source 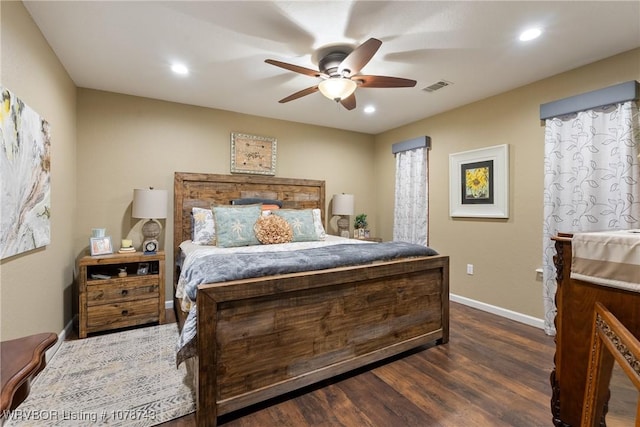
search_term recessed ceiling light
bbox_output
[519,28,542,42]
[171,63,189,75]
[364,105,375,114]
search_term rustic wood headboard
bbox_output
[173,172,326,270]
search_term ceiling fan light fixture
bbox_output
[318,78,357,101]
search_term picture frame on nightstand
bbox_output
[89,236,113,256]
[136,262,149,275]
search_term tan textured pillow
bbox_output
[254,214,293,244]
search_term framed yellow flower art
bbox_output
[449,144,509,218]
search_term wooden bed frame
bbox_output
[551,233,640,426]
[174,172,450,427]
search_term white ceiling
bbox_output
[23,1,640,135]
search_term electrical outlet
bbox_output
[466,264,474,275]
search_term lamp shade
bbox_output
[332,194,354,216]
[318,78,357,101]
[132,188,168,219]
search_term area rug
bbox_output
[4,323,195,426]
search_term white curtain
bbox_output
[542,101,640,335]
[393,147,428,245]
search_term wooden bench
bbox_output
[1,333,57,413]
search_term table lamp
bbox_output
[332,193,354,238]
[132,188,167,254]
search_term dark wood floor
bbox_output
[160,302,557,427]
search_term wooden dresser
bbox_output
[550,234,640,426]
[77,251,165,338]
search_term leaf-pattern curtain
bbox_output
[542,101,640,335]
[393,147,428,245]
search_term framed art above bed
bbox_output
[230,132,277,175]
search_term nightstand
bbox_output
[77,251,165,338]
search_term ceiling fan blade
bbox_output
[340,93,356,110]
[265,59,324,78]
[355,75,417,88]
[338,38,382,76]
[278,86,319,103]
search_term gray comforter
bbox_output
[176,241,438,365]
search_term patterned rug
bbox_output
[4,323,195,426]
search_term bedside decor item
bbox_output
[118,239,135,253]
[89,236,113,256]
[449,144,509,218]
[137,262,149,275]
[132,187,168,255]
[354,213,368,239]
[230,132,277,175]
[91,228,106,238]
[332,193,354,238]
[354,213,368,229]
[0,86,51,260]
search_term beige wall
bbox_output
[374,48,640,320]
[1,1,77,340]
[76,89,376,302]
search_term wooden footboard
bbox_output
[196,254,449,427]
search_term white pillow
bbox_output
[312,208,327,240]
[192,207,215,245]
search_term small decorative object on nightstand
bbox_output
[76,251,165,338]
[118,239,135,254]
[354,213,368,238]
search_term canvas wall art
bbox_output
[1,86,51,259]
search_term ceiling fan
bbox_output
[265,38,416,111]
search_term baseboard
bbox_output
[450,294,545,330]
[47,316,75,361]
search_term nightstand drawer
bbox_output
[87,280,159,306]
[86,299,159,331]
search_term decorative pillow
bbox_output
[254,214,293,245]
[212,204,261,248]
[261,204,281,211]
[312,208,327,240]
[192,207,216,245]
[273,209,319,242]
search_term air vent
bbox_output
[422,80,453,92]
